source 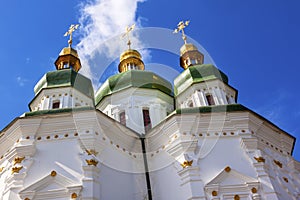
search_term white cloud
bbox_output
[76,0,147,88]
[16,76,27,87]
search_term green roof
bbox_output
[95,70,173,105]
[174,64,229,96]
[34,69,94,98]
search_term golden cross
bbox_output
[121,24,135,49]
[64,24,79,47]
[173,20,190,44]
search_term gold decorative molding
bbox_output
[251,187,257,193]
[212,190,218,196]
[86,159,98,167]
[71,193,78,198]
[13,156,25,165]
[234,195,240,200]
[224,166,231,172]
[254,156,265,163]
[0,167,4,173]
[86,149,98,156]
[50,170,57,177]
[11,166,23,174]
[24,198,30,200]
[180,160,193,168]
[273,160,283,168]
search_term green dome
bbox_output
[95,70,173,105]
[174,64,229,96]
[34,69,94,98]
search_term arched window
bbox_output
[142,109,152,132]
[206,94,215,106]
[188,100,194,108]
[119,111,126,126]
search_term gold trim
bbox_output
[13,156,25,165]
[71,193,78,198]
[224,166,231,172]
[0,167,4,173]
[50,170,57,177]
[11,166,23,174]
[212,190,218,196]
[180,160,193,168]
[86,149,98,156]
[254,156,265,163]
[251,187,257,193]
[86,159,98,166]
[273,160,283,168]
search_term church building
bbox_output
[0,22,299,200]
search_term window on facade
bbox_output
[52,101,60,109]
[119,111,126,126]
[188,100,194,108]
[126,63,137,70]
[142,109,152,132]
[226,95,230,104]
[206,94,215,106]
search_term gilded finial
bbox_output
[64,24,79,47]
[121,24,135,49]
[174,20,190,44]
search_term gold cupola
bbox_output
[118,49,145,73]
[118,24,145,73]
[54,24,81,72]
[174,20,204,69]
[179,43,204,69]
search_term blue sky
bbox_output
[0,0,299,159]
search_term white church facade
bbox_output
[0,23,299,200]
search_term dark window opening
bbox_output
[188,100,194,107]
[206,94,215,105]
[119,111,126,126]
[52,101,60,109]
[143,109,152,132]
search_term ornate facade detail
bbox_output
[254,156,265,163]
[180,160,193,168]
[11,166,23,174]
[50,170,57,177]
[13,156,25,165]
[273,159,283,168]
[86,149,98,156]
[86,159,98,166]
[224,166,231,172]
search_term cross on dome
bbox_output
[173,20,190,44]
[121,24,135,49]
[64,24,79,47]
